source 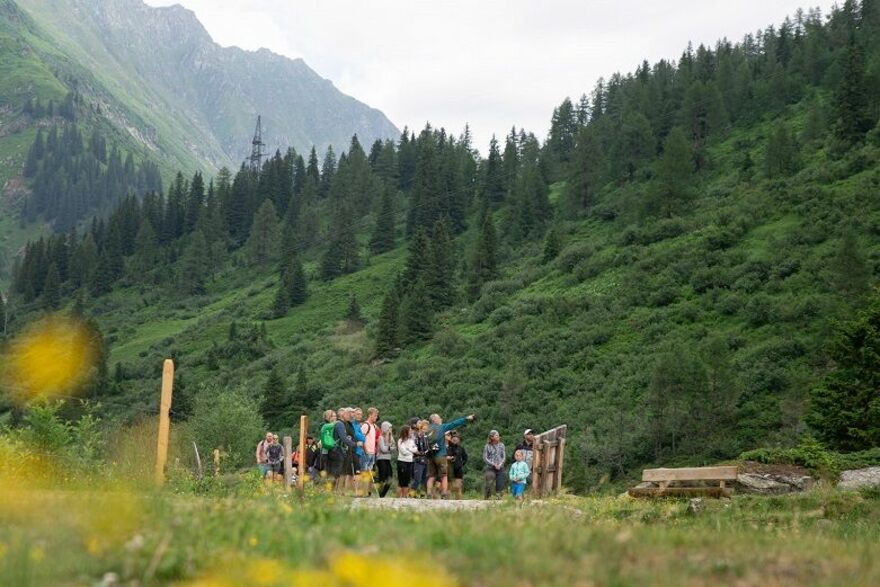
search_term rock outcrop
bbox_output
[838,467,880,490]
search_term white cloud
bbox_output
[144,0,835,152]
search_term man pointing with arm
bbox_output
[426,413,475,499]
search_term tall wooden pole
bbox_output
[154,359,174,485]
[283,436,293,488]
[297,415,308,490]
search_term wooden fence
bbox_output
[531,424,567,497]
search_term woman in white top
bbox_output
[396,425,417,497]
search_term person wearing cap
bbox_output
[516,429,536,469]
[482,430,506,499]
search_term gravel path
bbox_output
[349,498,503,511]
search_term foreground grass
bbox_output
[1,484,879,586]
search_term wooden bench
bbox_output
[628,466,738,498]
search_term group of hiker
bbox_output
[254,407,538,500]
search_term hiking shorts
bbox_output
[360,453,376,473]
[258,463,270,477]
[511,481,526,498]
[327,448,344,478]
[427,455,448,478]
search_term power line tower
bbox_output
[249,115,265,171]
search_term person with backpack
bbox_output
[426,413,475,499]
[335,407,361,493]
[483,430,506,499]
[359,407,380,495]
[320,410,342,483]
[411,420,430,498]
[255,431,273,478]
[396,425,417,497]
[266,434,284,483]
[446,430,468,499]
[376,421,396,498]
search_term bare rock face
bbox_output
[838,467,880,490]
[736,473,815,494]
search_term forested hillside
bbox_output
[0,0,397,282]
[3,2,880,491]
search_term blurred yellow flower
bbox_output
[2,314,100,402]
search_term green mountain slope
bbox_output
[3,2,880,493]
[0,0,398,281]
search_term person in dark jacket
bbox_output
[334,407,361,494]
[515,428,536,470]
[446,430,469,500]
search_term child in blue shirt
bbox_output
[509,449,530,500]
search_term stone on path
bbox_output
[838,467,880,490]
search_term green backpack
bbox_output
[320,422,337,450]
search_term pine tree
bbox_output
[261,367,292,430]
[654,127,694,217]
[131,219,159,280]
[833,230,870,299]
[179,230,209,295]
[833,33,873,146]
[369,186,396,254]
[565,126,603,217]
[245,200,280,266]
[42,263,61,310]
[467,214,498,300]
[320,205,359,280]
[400,279,433,345]
[404,227,432,287]
[289,256,308,306]
[542,227,562,264]
[808,295,880,450]
[272,267,292,318]
[481,136,505,206]
[375,288,400,357]
[427,219,455,309]
[319,146,336,199]
[764,122,800,178]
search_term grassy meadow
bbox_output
[1,472,879,587]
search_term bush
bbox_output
[554,242,595,273]
[188,386,265,470]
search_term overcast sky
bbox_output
[144,0,834,152]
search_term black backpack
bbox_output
[266,443,283,465]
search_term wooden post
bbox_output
[154,359,174,485]
[297,415,308,490]
[213,449,220,477]
[283,436,293,488]
[554,437,565,492]
[193,442,203,480]
[532,442,543,498]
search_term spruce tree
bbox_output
[289,256,308,306]
[542,227,562,264]
[261,367,291,430]
[427,219,455,309]
[375,288,400,357]
[245,200,280,266]
[272,267,292,318]
[481,136,505,206]
[131,219,159,280]
[565,126,603,217]
[833,33,873,146]
[369,186,396,254]
[404,227,432,287]
[467,214,498,300]
[764,123,800,178]
[42,263,61,310]
[808,295,880,450]
[834,230,870,299]
[654,127,694,218]
[320,205,359,280]
[400,279,433,345]
[179,230,209,295]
